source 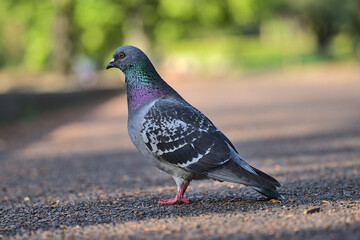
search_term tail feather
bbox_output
[253,187,285,200]
[206,159,284,200]
[251,166,281,187]
[206,160,276,190]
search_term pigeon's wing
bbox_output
[141,99,243,174]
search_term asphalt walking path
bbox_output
[0,64,359,239]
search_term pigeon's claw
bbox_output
[158,197,190,205]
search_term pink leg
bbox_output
[158,181,190,205]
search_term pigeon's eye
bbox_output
[119,52,125,59]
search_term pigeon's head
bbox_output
[106,45,150,72]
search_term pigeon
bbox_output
[106,45,284,205]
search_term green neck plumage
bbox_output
[124,61,174,112]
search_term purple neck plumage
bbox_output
[124,64,176,113]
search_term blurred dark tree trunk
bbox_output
[312,19,338,55]
[293,0,351,57]
[52,0,75,74]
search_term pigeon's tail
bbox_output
[206,159,284,200]
[252,187,285,201]
[251,166,281,187]
[250,167,284,200]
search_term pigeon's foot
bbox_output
[158,180,190,205]
[158,197,190,205]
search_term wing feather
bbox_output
[141,99,231,173]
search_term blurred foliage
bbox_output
[0,0,359,74]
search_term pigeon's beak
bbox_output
[106,58,115,69]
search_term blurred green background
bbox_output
[0,0,359,116]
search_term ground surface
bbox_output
[0,63,359,239]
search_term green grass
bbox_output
[159,30,356,73]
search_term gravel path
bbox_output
[0,64,359,239]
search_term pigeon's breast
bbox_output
[128,99,157,155]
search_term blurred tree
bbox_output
[0,0,54,70]
[0,0,126,73]
[346,0,360,58]
[53,0,75,74]
[291,0,356,55]
[72,0,123,69]
[228,0,288,35]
